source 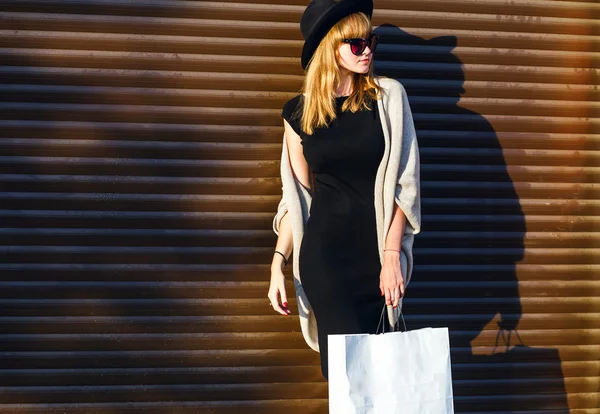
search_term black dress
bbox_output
[282,95,386,379]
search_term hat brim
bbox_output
[301,0,373,70]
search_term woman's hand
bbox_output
[268,266,291,316]
[379,250,404,308]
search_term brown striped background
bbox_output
[0,0,598,413]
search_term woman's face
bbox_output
[337,36,373,74]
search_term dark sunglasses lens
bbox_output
[350,40,366,55]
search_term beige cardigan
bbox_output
[273,77,421,352]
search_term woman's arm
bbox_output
[380,204,407,308]
[268,120,311,315]
[269,212,293,315]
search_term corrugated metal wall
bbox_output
[0,0,598,413]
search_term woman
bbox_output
[268,0,421,379]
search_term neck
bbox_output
[335,69,354,97]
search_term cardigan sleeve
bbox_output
[273,132,291,236]
[272,194,288,236]
[394,83,421,235]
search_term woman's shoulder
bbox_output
[281,94,305,136]
[282,94,304,119]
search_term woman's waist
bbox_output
[310,193,375,216]
[307,197,377,232]
[312,181,375,208]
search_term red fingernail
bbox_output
[283,302,288,307]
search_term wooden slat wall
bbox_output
[0,0,598,413]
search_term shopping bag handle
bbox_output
[492,326,525,355]
[376,304,407,334]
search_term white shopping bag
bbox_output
[328,326,454,414]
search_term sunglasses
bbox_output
[342,33,378,56]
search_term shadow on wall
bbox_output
[373,24,568,412]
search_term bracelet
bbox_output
[274,250,288,267]
[383,248,401,253]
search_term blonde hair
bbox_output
[299,12,381,135]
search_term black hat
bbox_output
[300,0,374,70]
